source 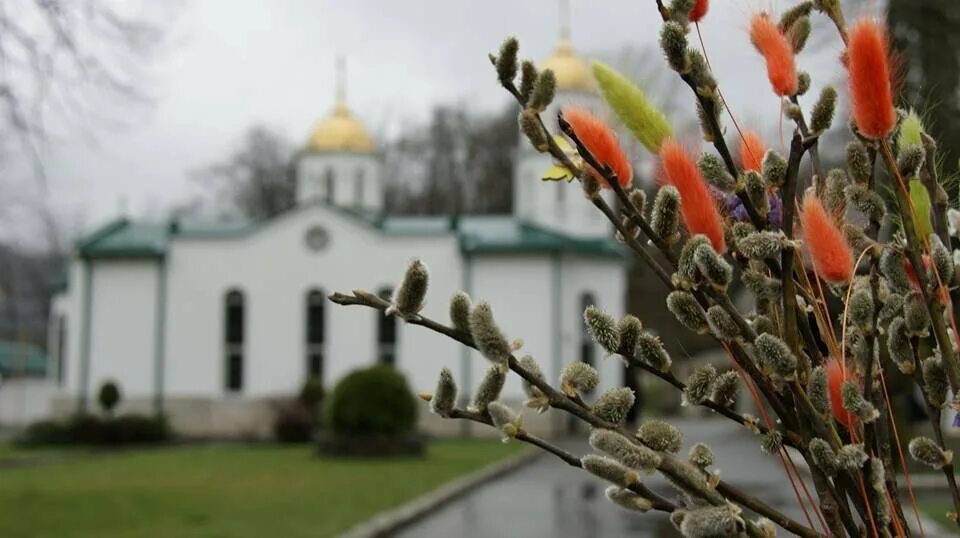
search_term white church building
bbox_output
[45,34,628,437]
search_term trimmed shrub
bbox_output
[323,365,417,436]
[273,403,314,444]
[97,381,121,414]
[18,414,169,447]
[298,377,325,409]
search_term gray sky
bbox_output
[29,0,871,241]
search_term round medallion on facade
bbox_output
[304,225,331,251]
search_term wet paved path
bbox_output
[397,419,808,538]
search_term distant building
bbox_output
[46,35,627,437]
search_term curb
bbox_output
[336,447,542,538]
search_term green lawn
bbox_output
[920,499,958,532]
[0,439,525,537]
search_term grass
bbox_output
[920,499,958,531]
[0,439,524,537]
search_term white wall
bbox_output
[87,260,160,398]
[0,379,59,426]
[296,152,382,211]
[164,204,464,400]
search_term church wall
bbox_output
[87,259,160,398]
[163,205,463,403]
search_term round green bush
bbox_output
[323,365,417,436]
[98,380,122,414]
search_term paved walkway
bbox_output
[397,418,809,538]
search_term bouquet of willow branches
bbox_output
[332,1,960,536]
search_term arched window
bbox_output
[224,289,245,392]
[324,168,335,204]
[377,287,397,365]
[305,289,325,381]
[56,315,67,385]
[355,168,365,207]
[579,292,596,393]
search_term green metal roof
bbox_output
[0,342,48,378]
[75,207,623,261]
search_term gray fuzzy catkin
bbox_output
[468,302,512,362]
[636,419,683,453]
[450,292,472,333]
[393,259,429,318]
[651,185,681,243]
[667,291,709,334]
[430,367,457,416]
[594,387,636,425]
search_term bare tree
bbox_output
[195,125,296,220]
[0,0,174,182]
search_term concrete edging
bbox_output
[336,447,542,538]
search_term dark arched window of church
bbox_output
[579,292,597,392]
[224,289,245,392]
[325,168,335,204]
[377,287,397,365]
[305,289,325,381]
[355,168,365,207]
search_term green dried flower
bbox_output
[922,355,948,407]
[637,419,683,453]
[667,291,709,334]
[469,302,512,362]
[706,305,739,340]
[617,315,643,358]
[846,141,872,184]
[694,244,733,290]
[880,249,912,294]
[674,235,711,290]
[518,60,537,105]
[560,361,599,395]
[450,291,472,333]
[904,291,930,336]
[651,185,681,244]
[887,317,914,373]
[592,61,673,153]
[391,259,429,319]
[678,506,745,538]
[688,442,715,469]
[929,233,955,283]
[605,486,652,512]
[824,169,848,214]
[581,454,641,487]
[699,153,735,191]
[761,150,787,187]
[898,109,925,150]
[494,37,519,87]
[808,366,830,416]
[737,231,784,260]
[487,401,522,440]
[684,364,717,406]
[660,21,689,72]
[636,332,672,372]
[594,387,636,425]
[837,443,868,471]
[471,362,507,413]
[760,430,783,454]
[810,86,837,134]
[755,333,797,380]
[430,367,457,417]
[589,429,661,472]
[528,69,556,112]
[584,305,620,355]
[908,436,954,469]
[845,183,885,223]
[809,438,839,475]
[709,370,739,406]
[841,380,879,423]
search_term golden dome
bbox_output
[542,37,594,92]
[306,100,376,154]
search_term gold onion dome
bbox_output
[542,36,594,92]
[306,99,376,154]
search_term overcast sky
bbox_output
[23,0,877,243]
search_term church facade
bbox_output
[46,37,628,437]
